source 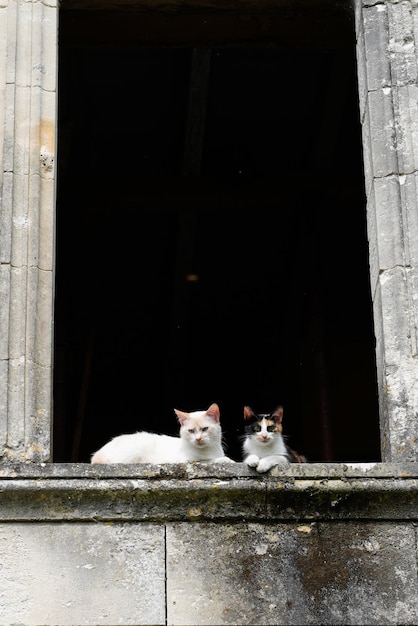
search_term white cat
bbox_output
[91,403,234,464]
[242,405,305,473]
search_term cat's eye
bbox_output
[188,429,195,434]
[201,427,209,432]
[267,425,275,432]
[253,425,261,432]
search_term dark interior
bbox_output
[54,0,381,463]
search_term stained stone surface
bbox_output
[166,521,418,626]
[0,522,166,625]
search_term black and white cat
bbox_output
[242,405,305,473]
[91,403,234,464]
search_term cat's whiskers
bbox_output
[201,437,221,451]
[220,432,230,453]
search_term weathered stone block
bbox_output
[368,89,398,177]
[363,4,391,91]
[0,522,166,625]
[166,521,418,625]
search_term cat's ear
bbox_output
[174,408,189,426]
[244,406,255,420]
[206,403,220,422]
[271,406,284,423]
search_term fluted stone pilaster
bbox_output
[0,0,57,462]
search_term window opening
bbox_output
[55,2,380,463]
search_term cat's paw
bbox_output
[244,454,260,468]
[256,455,289,473]
[214,456,235,463]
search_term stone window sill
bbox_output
[0,462,417,522]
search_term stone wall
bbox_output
[1,1,418,624]
[355,0,418,460]
[1,462,418,625]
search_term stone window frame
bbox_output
[0,0,417,464]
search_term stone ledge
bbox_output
[0,462,417,522]
[1,461,414,479]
